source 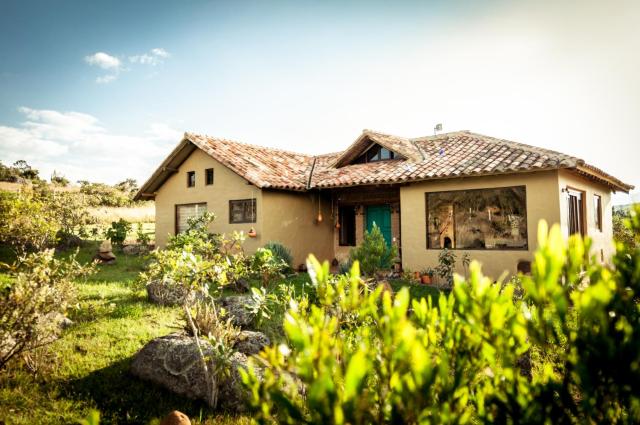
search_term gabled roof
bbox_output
[331,130,423,167]
[135,130,633,200]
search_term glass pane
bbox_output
[427,186,528,250]
[177,203,206,233]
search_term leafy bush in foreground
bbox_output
[242,206,640,424]
[264,241,293,271]
[0,249,95,369]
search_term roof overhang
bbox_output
[134,137,197,201]
[572,164,634,193]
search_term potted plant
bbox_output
[420,267,436,285]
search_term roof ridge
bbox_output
[185,131,314,158]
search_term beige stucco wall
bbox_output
[154,149,264,253]
[400,170,561,279]
[557,169,614,263]
[262,191,334,267]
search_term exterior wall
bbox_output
[154,149,264,253]
[400,171,561,279]
[557,169,614,263]
[261,190,334,267]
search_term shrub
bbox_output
[437,248,456,287]
[250,248,287,285]
[0,249,95,369]
[136,223,151,246]
[264,241,293,271]
[0,190,59,255]
[78,181,132,207]
[613,207,638,249]
[349,224,397,277]
[242,206,640,423]
[104,218,131,247]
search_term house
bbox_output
[135,130,633,278]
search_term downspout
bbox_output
[307,157,318,190]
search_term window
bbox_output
[205,168,214,185]
[229,199,256,223]
[567,189,584,236]
[426,186,528,250]
[353,144,396,164]
[187,171,195,188]
[594,194,602,232]
[175,203,207,233]
[339,206,356,246]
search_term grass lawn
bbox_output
[0,244,440,424]
[0,242,249,425]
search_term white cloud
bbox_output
[129,48,171,66]
[84,52,121,70]
[0,107,182,184]
[151,48,170,58]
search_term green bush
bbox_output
[349,224,397,277]
[0,190,59,255]
[242,206,640,424]
[0,249,95,369]
[250,248,287,285]
[264,241,293,271]
[104,219,131,247]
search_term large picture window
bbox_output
[176,203,207,234]
[229,199,256,223]
[426,186,528,250]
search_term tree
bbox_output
[50,170,69,187]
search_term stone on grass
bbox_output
[146,279,193,306]
[95,240,116,263]
[159,410,191,425]
[234,330,270,355]
[219,295,257,328]
[130,333,256,411]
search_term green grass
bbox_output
[389,278,444,302]
[0,242,249,425]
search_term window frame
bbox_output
[338,205,357,246]
[229,198,257,224]
[205,168,214,186]
[425,185,529,251]
[567,187,586,236]
[353,144,397,164]
[594,194,603,232]
[175,202,207,234]
[186,171,196,188]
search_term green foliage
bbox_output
[613,207,638,249]
[243,208,640,424]
[250,248,287,284]
[437,248,456,286]
[78,181,133,207]
[104,218,131,247]
[136,222,151,246]
[77,410,100,425]
[349,224,397,276]
[50,170,70,187]
[0,160,42,183]
[0,249,95,369]
[0,190,59,255]
[264,241,293,271]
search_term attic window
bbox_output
[353,144,396,164]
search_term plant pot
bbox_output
[421,275,432,285]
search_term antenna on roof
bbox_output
[434,123,443,135]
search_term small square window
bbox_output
[205,168,214,185]
[187,171,195,187]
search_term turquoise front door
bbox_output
[366,205,392,246]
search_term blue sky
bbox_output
[0,0,638,204]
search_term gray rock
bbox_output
[146,279,192,306]
[234,330,270,355]
[122,244,139,255]
[130,333,255,410]
[219,295,256,328]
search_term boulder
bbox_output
[234,330,270,355]
[99,240,113,253]
[130,333,256,411]
[122,244,139,255]
[159,410,191,425]
[219,295,257,328]
[146,279,193,306]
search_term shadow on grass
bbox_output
[61,356,211,424]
